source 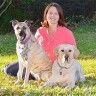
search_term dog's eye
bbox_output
[16,27,20,30]
[69,50,72,52]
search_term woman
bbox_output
[4,2,76,79]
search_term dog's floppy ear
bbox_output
[10,20,18,27]
[24,20,33,27]
[74,47,80,59]
[54,46,59,57]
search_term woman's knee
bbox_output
[3,61,19,76]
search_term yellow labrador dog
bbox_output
[44,44,85,88]
[11,20,52,86]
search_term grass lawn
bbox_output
[0,24,96,96]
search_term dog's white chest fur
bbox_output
[17,42,30,61]
[17,43,24,53]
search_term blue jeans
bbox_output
[3,61,36,80]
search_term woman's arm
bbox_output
[35,29,43,46]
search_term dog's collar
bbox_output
[57,59,74,69]
[20,34,31,44]
[57,59,74,75]
[57,60,74,75]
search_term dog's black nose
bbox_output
[61,50,64,52]
[65,55,69,61]
[19,31,24,36]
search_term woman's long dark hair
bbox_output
[41,2,66,27]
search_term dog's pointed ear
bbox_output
[10,20,18,27]
[24,20,33,27]
[74,47,80,59]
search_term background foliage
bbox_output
[0,0,96,34]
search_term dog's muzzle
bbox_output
[65,55,69,61]
[19,31,26,41]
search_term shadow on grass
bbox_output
[76,76,96,89]
[84,76,96,85]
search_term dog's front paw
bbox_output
[67,82,75,89]
[34,74,40,81]
[15,80,20,85]
[43,82,49,87]
[21,82,28,88]
[43,81,55,87]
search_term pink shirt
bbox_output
[35,26,76,63]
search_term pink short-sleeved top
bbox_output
[35,26,76,63]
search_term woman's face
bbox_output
[46,6,59,26]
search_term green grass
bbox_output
[0,24,96,95]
